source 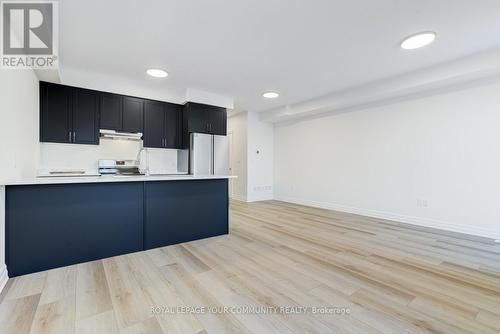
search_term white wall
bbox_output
[39,140,142,172]
[227,112,248,201]
[247,112,274,202]
[274,82,500,240]
[39,141,184,175]
[0,71,39,180]
[0,68,40,285]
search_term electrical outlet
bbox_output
[253,186,272,192]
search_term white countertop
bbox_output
[2,174,237,186]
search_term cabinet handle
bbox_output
[73,131,76,142]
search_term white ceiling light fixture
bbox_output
[400,31,436,50]
[146,68,168,78]
[263,91,279,99]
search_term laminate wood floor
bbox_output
[1,200,500,333]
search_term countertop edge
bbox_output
[2,175,237,186]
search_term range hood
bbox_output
[99,129,143,141]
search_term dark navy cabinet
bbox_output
[144,179,228,250]
[40,82,99,145]
[183,102,227,135]
[143,101,182,149]
[164,103,182,148]
[40,82,72,143]
[100,94,144,133]
[6,179,229,277]
[6,182,144,277]
[122,97,144,133]
[182,102,227,148]
[100,93,122,131]
[41,82,187,145]
[72,87,100,144]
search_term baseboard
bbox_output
[0,265,8,294]
[230,194,248,202]
[246,194,274,203]
[275,195,500,241]
[231,194,275,203]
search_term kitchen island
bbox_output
[2,175,235,277]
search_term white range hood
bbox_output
[99,129,143,141]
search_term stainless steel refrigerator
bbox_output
[190,133,229,175]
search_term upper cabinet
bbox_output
[99,93,121,131]
[122,97,144,133]
[100,94,144,133]
[143,101,182,149]
[39,82,191,148]
[164,103,182,148]
[210,106,227,136]
[183,102,227,137]
[40,82,99,145]
[72,88,100,144]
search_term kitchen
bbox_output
[2,1,500,333]
[2,80,234,277]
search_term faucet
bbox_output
[136,148,149,176]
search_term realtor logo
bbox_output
[1,1,58,68]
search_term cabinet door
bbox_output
[144,180,229,250]
[40,82,72,143]
[122,97,144,133]
[164,103,182,148]
[6,183,144,276]
[210,108,227,135]
[220,109,227,135]
[143,101,165,148]
[100,93,122,131]
[187,103,210,134]
[72,88,99,145]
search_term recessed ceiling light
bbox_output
[400,31,436,50]
[263,92,279,98]
[146,68,168,78]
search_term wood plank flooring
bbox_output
[1,200,500,333]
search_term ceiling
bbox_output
[59,0,500,114]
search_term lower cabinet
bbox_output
[144,179,228,250]
[5,179,229,277]
[6,182,144,277]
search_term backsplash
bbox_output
[39,139,186,174]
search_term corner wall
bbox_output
[274,82,500,240]
[228,111,274,202]
[227,112,248,201]
[246,112,274,202]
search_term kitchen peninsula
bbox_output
[2,175,234,277]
